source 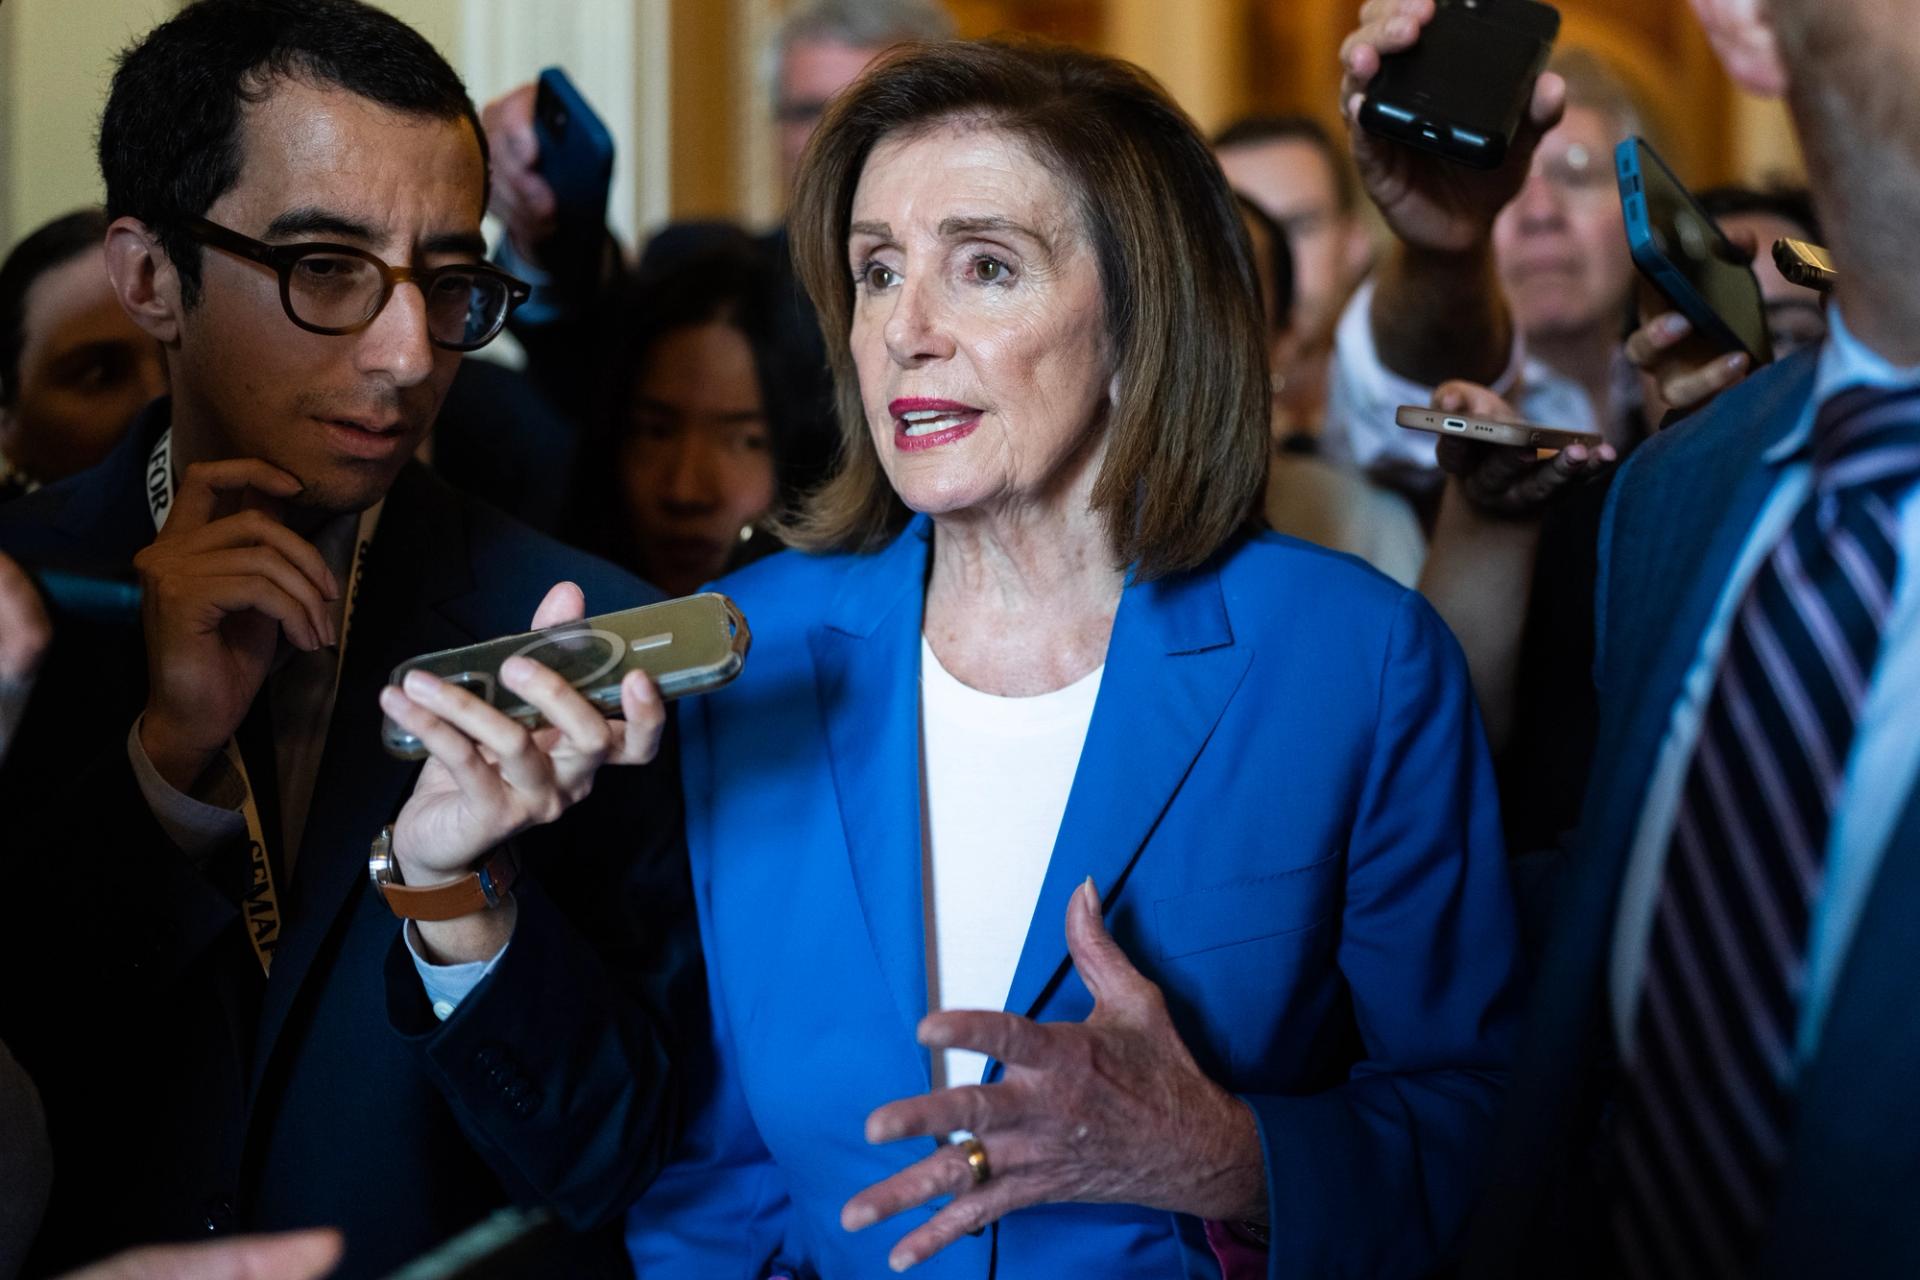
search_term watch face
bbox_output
[368,827,399,888]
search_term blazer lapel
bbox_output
[999,556,1251,1029]
[251,465,477,1093]
[1580,356,1819,882]
[809,519,936,1061]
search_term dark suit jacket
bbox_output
[0,401,700,1278]
[1466,349,1920,1277]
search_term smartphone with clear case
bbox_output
[380,592,750,760]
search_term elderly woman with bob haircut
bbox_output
[626,39,1520,1280]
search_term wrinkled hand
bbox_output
[842,880,1264,1271]
[1432,381,1616,517]
[0,550,50,686]
[1340,0,1566,252]
[58,1229,342,1280]
[134,460,339,791]
[481,82,558,265]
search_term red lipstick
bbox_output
[889,398,982,452]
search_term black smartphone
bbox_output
[532,67,616,281]
[1359,0,1560,170]
[1618,136,1774,366]
[381,592,751,760]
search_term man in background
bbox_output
[1214,114,1375,434]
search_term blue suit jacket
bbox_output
[1466,350,1920,1277]
[628,517,1521,1278]
[0,402,699,1277]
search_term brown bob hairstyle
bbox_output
[784,39,1270,581]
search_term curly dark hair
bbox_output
[98,0,486,306]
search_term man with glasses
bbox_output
[0,2,695,1275]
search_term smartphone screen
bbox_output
[1620,138,1773,364]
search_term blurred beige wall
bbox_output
[0,0,181,246]
[0,0,1812,257]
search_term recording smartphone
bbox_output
[532,67,615,281]
[1773,237,1838,293]
[1397,405,1603,451]
[381,592,751,761]
[1359,0,1561,170]
[1617,137,1774,366]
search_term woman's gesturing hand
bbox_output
[841,879,1266,1272]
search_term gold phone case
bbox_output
[380,591,751,760]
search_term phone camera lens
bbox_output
[553,107,569,131]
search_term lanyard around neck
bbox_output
[145,429,381,974]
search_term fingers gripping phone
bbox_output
[380,593,751,760]
[1397,405,1602,451]
[1359,0,1561,170]
[533,67,615,281]
[1617,137,1774,366]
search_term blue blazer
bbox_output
[628,517,1521,1278]
[1466,350,1920,1277]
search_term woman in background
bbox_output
[568,237,831,595]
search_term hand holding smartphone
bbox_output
[381,592,750,760]
[531,67,615,284]
[1397,405,1603,452]
[1358,0,1562,170]
[1617,137,1773,366]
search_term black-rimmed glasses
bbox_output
[179,216,532,352]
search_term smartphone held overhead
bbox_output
[532,66,615,281]
[1359,0,1561,170]
[380,593,751,760]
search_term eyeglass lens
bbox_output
[287,252,510,348]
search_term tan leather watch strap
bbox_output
[369,826,519,921]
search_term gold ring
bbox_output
[960,1135,991,1186]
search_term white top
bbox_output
[920,635,1103,1091]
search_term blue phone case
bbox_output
[1616,136,1773,365]
[533,67,614,229]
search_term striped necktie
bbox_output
[1610,384,1920,1278]
[1605,385,1920,1274]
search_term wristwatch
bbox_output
[368,825,519,921]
